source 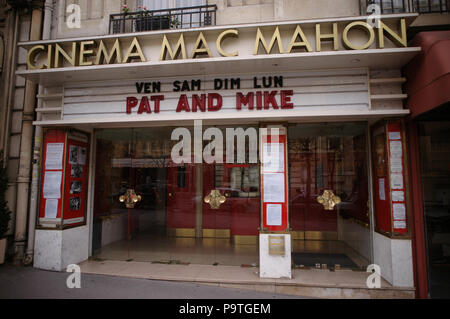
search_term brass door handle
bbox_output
[204,189,226,209]
[317,190,341,211]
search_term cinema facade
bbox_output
[17,13,420,289]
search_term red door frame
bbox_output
[406,119,429,299]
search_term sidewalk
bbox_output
[0,264,301,299]
[78,260,415,298]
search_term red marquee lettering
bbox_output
[138,96,152,114]
[208,93,222,111]
[151,95,164,113]
[126,97,138,114]
[256,91,263,110]
[236,92,254,110]
[264,91,279,109]
[280,90,294,109]
[126,89,294,115]
[192,94,207,112]
[176,94,191,112]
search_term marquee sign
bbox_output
[26,18,408,70]
[126,76,293,114]
[61,68,370,121]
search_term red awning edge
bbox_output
[405,31,450,118]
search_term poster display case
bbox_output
[371,120,409,236]
[38,129,90,229]
[260,126,289,232]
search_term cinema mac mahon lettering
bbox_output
[25,18,408,70]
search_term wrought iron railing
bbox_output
[109,4,217,34]
[361,0,449,14]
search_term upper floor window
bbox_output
[363,0,448,14]
[138,0,206,10]
[415,0,448,12]
[364,0,409,14]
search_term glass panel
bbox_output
[288,123,371,270]
[419,122,450,298]
[92,125,260,267]
[143,0,169,10]
[93,128,179,262]
[176,0,207,28]
[201,125,260,266]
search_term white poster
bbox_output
[266,204,282,226]
[390,173,404,190]
[263,173,285,203]
[378,178,386,200]
[390,141,403,159]
[43,171,62,199]
[45,143,64,170]
[394,220,407,229]
[392,191,405,202]
[390,157,403,173]
[78,146,87,165]
[388,132,401,140]
[263,143,284,173]
[393,203,406,220]
[44,199,58,219]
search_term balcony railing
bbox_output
[361,0,449,14]
[109,4,217,34]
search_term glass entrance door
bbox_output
[202,163,232,239]
[166,164,197,237]
[288,123,371,270]
[200,125,260,265]
[92,125,261,266]
[418,121,450,298]
[93,128,175,259]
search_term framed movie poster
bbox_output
[63,132,89,227]
[39,129,90,229]
[260,126,289,232]
[39,130,66,224]
[371,120,409,237]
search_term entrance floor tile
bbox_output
[79,260,415,299]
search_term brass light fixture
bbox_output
[119,189,142,208]
[317,190,341,211]
[204,189,226,209]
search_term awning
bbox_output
[404,31,450,118]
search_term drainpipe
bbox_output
[13,3,44,264]
[23,0,53,266]
[2,9,19,162]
